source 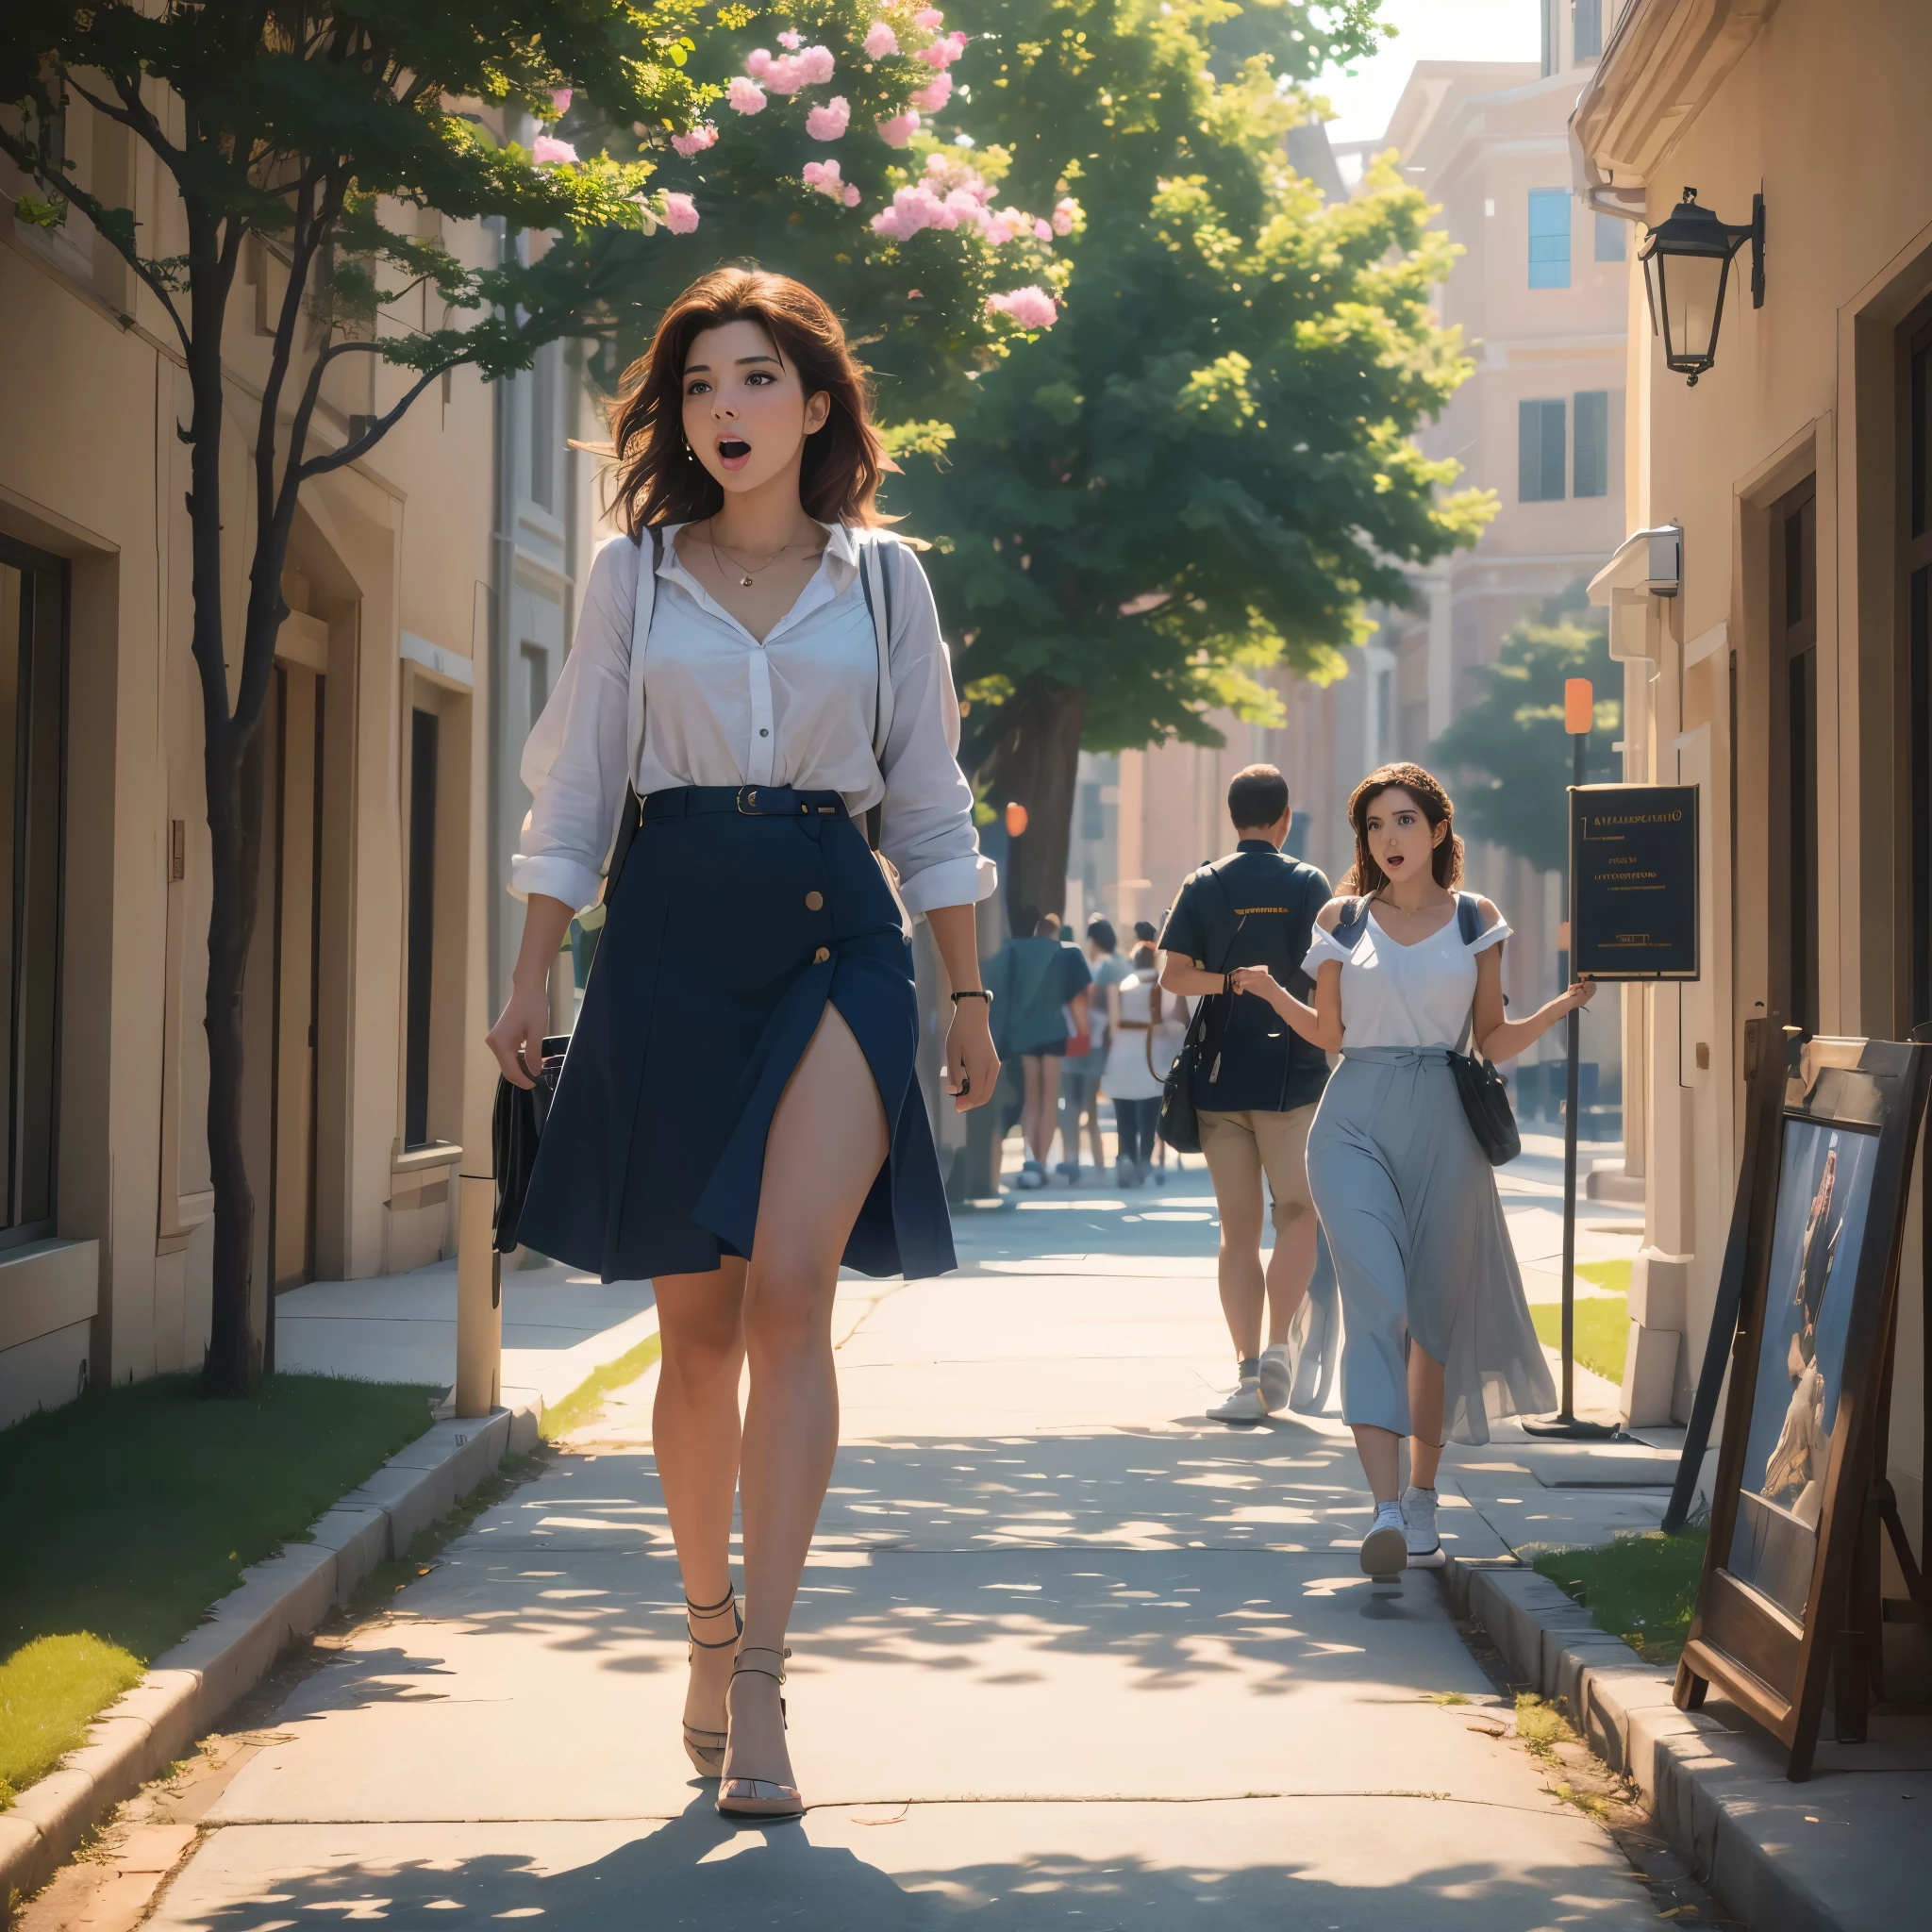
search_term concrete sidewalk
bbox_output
[143,1187,1674,1929]
[274,1256,656,1414]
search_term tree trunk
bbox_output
[983,677,1086,930]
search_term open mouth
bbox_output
[717,437,752,469]
[1385,853,1407,869]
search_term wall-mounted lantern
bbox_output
[1640,187,1765,385]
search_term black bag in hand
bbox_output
[491,1035,569,1253]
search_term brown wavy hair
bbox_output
[1340,763,1465,894]
[605,268,886,535]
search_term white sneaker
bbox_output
[1257,1344,1291,1414]
[1208,1376,1266,1424]
[1402,1486,1443,1567]
[1360,1502,1407,1579]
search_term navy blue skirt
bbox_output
[516,786,957,1284]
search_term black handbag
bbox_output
[491,1035,570,1252]
[1331,891,1520,1167]
[1157,866,1239,1156]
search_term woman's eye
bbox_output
[746,371,775,386]
[685,380,710,395]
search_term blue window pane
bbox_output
[1519,399,1566,502]
[1574,391,1609,498]
[1574,0,1604,62]
[1594,212,1625,262]
[1529,189,1572,289]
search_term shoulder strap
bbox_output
[858,531,897,764]
[625,525,663,782]
[1331,895,1370,950]
[1457,891,1479,944]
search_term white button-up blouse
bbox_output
[509,521,997,918]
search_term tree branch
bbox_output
[296,361,455,482]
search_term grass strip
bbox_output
[0,1371,435,1808]
[539,1332,662,1441]
[1530,1290,1628,1384]
[1534,1530,1708,1664]
[0,1634,146,1806]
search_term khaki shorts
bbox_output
[1198,1104,1318,1227]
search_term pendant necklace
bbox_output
[708,525,823,589]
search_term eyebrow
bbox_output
[683,354,784,374]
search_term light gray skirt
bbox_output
[1307,1047,1556,1444]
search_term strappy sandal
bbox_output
[680,1588,741,1778]
[716,1645,803,1821]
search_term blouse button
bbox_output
[759,727,770,737]
[813,945,831,964]
[806,891,824,911]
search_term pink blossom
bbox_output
[550,88,574,116]
[802,158,847,200]
[864,21,898,58]
[979,212,1014,245]
[726,75,767,114]
[672,122,719,158]
[746,47,774,78]
[532,133,577,166]
[876,108,920,148]
[796,45,836,85]
[778,28,802,48]
[661,192,700,234]
[914,7,944,25]
[986,285,1058,329]
[843,183,861,206]
[915,30,967,69]
[1052,196,1080,235]
[1034,217,1052,240]
[807,95,851,140]
[909,72,952,112]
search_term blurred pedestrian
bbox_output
[985,906,1091,1189]
[1104,941,1187,1186]
[1058,917,1128,1181]
[487,270,998,1820]
[1232,762,1591,1577]
[1159,766,1333,1424]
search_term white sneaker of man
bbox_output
[1257,1343,1292,1414]
[1401,1484,1444,1568]
[1208,1374,1267,1425]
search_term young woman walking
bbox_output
[1228,764,1591,1577]
[1103,941,1186,1187]
[487,269,997,1819]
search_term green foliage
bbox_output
[871,0,1491,766]
[1428,586,1623,875]
[0,1633,145,1809]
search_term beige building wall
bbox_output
[1577,0,1932,1579]
[0,87,498,1419]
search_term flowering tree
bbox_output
[881,0,1493,923]
[0,1,853,1396]
[581,3,1076,447]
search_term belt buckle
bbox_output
[737,785,759,815]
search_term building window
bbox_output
[1541,0,1558,76]
[1573,0,1604,61]
[521,641,549,738]
[528,348,558,514]
[1079,781,1104,842]
[0,538,66,1245]
[1771,477,1819,1036]
[1528,191,1572,289]
[1519,399,1567,502]
[1594,212,1626,262]
[404,708,439,1149]
[1574,391,1610,498]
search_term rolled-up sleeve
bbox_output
[877,545,997,914]
[508,535,639,912]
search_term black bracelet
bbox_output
[951,989,992,1005]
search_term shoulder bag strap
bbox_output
[858,532,897,851]
[606,527,662,888]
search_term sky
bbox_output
[1313,0,1543,148]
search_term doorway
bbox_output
[242,658,325,1363]
[1769,474,1820,1036]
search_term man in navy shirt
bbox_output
[1159,766,1331,1423]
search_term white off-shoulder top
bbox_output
[1303,900,1511,1050]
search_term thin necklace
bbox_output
[707,525,824,589]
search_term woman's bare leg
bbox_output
[1351,1424,1401,1505]
[652,1264,746,1740]
[1021,1055,1044,1165]
[1407,1345,1446,1490]
[724,1005,889,1792]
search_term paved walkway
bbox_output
[149,1174,1671,1929]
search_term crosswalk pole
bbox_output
[455,1172,502,1418]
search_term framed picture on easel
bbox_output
[1676,1032,1932,1779]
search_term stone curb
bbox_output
[1,1400,540,1909]
[1443,1551,1849,1932]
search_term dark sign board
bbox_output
[1570,783,1699,981]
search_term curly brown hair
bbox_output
[1340,762,1465,895]
[605,268,886,536]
